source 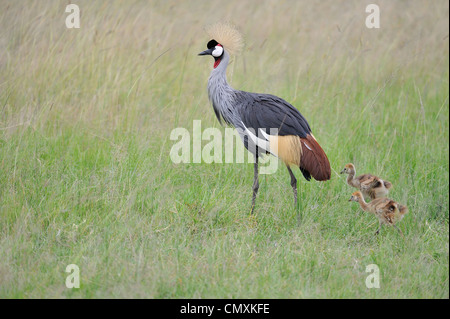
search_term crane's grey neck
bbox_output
[207,50,240,126]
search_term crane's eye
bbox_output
[212,46,224,57]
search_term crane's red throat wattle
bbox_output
[214,58,221,68]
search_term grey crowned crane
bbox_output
[198,23,331,213]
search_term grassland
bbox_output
[0,0,448,298]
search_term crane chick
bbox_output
[348,191,408,236]
[340,163,392,200]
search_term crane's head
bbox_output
[198,22,243,69]
[348,191,363,202]
[198,39,224,69]
[340,163,356,175]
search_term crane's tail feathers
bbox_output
[299,135,331,181]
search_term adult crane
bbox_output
[198,23,331,213]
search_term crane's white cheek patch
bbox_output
[212,46,223,57]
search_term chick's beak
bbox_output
[340,169,345,174]
[198,48,214,56]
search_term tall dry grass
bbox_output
[1,0,447,134]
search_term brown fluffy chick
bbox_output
[348,191,408,236]
[340,163,392,200]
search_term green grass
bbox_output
[0,0,448,298]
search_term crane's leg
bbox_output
[251,158,259,214]
[286,165,298,207]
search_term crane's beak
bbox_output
[198,48,214,56]
[340,169,345,174]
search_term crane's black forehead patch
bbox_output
[207,39,219,49]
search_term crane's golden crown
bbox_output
[205,22,244,56]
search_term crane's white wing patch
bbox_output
[302,140,312,151]
[239,121,276,155]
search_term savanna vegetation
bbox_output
[0,0,448,298]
